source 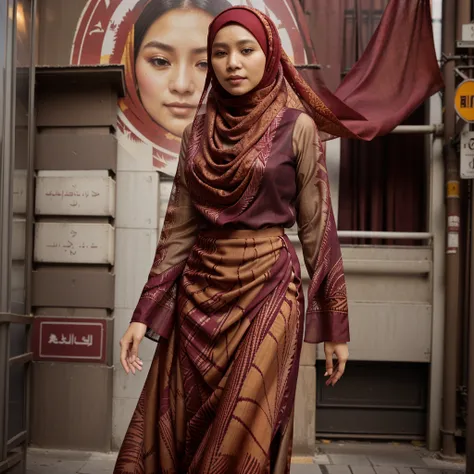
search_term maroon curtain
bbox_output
[301,0,428,244]
[338,106,427,245]
[301,0,388,91]
[300,0,345,92]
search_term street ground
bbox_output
[26,440,466,474]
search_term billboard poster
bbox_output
[70,0,317,176]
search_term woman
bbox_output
[115,3,442,473]
[114,0,231,164]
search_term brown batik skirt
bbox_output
[114,228,304,474]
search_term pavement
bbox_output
[26,441,466,474]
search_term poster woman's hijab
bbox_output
[195,1,443,145]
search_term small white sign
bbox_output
[463,24,474,42]
[35,172,116,217]
[448,232,459,249]
[460,130,474,179]
[34,222,115,265]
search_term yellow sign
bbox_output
[447,180,460,198]
[455,80,474,122]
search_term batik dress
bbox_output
[114,108,349,474]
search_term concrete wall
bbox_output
[30,67,121,451]
[35,1,165,450]
[290,242,434,454]
[111,150,163,450]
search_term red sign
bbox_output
[32,318,107,363]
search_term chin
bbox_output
[225,86,251,96]
[162,117,192,138]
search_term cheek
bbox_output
[135,60,168,99]
[211,60,225,81]
[192,69,207,90]
[256,58,266,81]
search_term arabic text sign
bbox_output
[34,222,115,264]
[35,173,116,217]
[33,318,107,363]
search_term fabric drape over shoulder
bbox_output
[198,0,443,143]
[310,0,443,140]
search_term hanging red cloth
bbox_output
[304,0,443,140]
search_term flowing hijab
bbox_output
[186,2,443,216]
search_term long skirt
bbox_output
[114,228,304,474]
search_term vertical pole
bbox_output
[441,0,460,458]
[468,189,474,473]
[0,0,14,317]
[0,0,14,463]
[24,0,36,317]
[24,0,37,455]
[355,0,361,58]
[0,324,9,464]
[426,0,445,447]
[458,0,474,469]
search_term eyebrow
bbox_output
[212,39,258,49]
[142,40,207,55]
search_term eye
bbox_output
[213,51,226,58]
[242,48,254,55]
[149,57,170,68]
[197,60,208,70]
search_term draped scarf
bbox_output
[113,19,183,166]
[186,2,444,216]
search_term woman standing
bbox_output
[115,3,442,473]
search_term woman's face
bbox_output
[211,25,266,96]
[135,8,212,137]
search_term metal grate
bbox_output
[0,315,32,474]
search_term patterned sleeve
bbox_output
[130,125,198,342]
[292,113,350,344]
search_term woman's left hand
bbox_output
[323,342,348,386]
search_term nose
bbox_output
[169,63,195,95]
[226,51,242,71]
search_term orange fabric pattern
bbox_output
[114,229,303,474]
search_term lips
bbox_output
[165,103,197,118]
[227,76,246,85]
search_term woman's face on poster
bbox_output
[135,8,212,138]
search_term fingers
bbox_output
[120,331,144,375]
[324,342,349,387]
[119,338,131,375]
[126,355,143,375]
[326,358,347,386]
[128,337,141,375]
[326,366,343,386]
[324,349,334,377]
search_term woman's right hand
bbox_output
[120,322,147,374]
